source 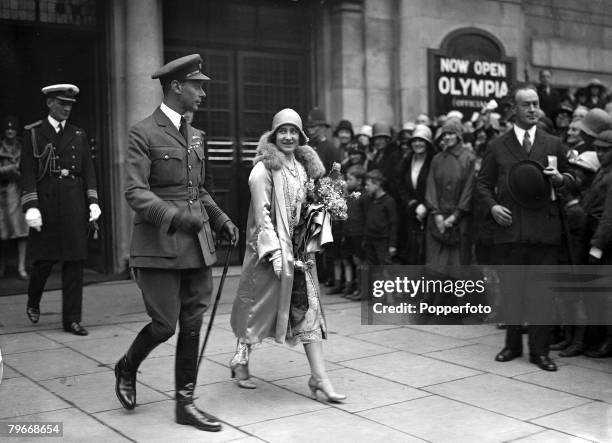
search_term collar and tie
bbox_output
[523,131,532,154]
[179,117,188,145]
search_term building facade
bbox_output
[1,0,611,273]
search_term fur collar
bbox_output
[253,131,326,179]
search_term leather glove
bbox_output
[25,208,42,232]
[89,203,101,222]
[271,250,282,278]
[170,210,203,234]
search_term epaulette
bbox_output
[24,120,43,131]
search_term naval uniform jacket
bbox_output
[20,119,98,261]
[477,128,572,246]
[125,107,230,269]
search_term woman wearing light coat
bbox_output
[229,108,346,402]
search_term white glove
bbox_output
[589,246,603,260]
[89,203,101,222]
[25,208,42,231]
[415,203,427,222]
[271,250,282,278]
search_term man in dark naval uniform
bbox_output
[114,54,238,432]
[20,84,100,336]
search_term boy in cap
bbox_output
[20,84,100,336]
[115,54,239,431]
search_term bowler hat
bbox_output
[577,108,612,137]
[507,160,549,209]
[305,108,330,128]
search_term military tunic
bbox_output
[20,119,98,261]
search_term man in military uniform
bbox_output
[114,54,238,432]
[20,84,100,336]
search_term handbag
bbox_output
[289,269,309,325]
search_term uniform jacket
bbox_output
[125,107,230,268]
[477,128,573,245]
[231,133,325,344]
[20,119,98,260]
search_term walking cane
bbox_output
[196,243,235,374]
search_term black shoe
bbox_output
[326,280,344,295]
[585,340,612,358]
[550,339,571,351]
[495,348,522,362]
[529,354,558,371]
[559,344,584,357]
[64,322,88,336]
[26,306,40,324]
[114,356,136,410]
[176,401,222,432]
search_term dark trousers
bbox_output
[492,243,558,356]
[27,260,84,326]
[125,267,213,389]
[364,236,390,265]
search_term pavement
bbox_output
[0,268,611,442]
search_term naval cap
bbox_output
[151,54,210,82]
[41,84,79,102]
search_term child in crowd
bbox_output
[341,165,366,300]
[362,169,398,266]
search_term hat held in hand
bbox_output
[506,160,549,209]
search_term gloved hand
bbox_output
[415,203,427,222]
[434,214,445,234]
[270,250,282,278]
[170,210,203,234]
[588,246,603,265]
[89,203,101,222]
[25,208,42,232]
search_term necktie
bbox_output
[523,131,532,154]
[57,123,64,137]
[179,117,188,145]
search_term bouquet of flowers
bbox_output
[293,162,348,263]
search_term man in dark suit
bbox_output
[536,70,561,119]
[20,84,100,336]
[477,86,574,372]
[114,54,238,432]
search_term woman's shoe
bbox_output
[308,376,346,403]
[229,342,256,389]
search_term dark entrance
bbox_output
[0,0,110,272]
[163,0,313,263]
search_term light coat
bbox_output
[231,132,325,344]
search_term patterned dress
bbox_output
[281,159,326,345]
[0,138,28,240]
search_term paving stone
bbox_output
[515,365,612,403]
[1,407,128,442]
[0,377,69,419]
[425,343,555,377]
[531,402,612,443]
[0,332,64,354]
[359,395,543,442]
[40,370,169,413]
[39,324,133,343]
[5,348,105,381]
[1,362,20,379]
[509,429,592,442]
[275,367,429,413]
[95,399,248,442]
[407,324,503,340]
[558,354,612,374]
[174,380,326,427]
[325,309,403,336]
[243,407,423,443]
[209,346,341,382]
[352,327,470,354]
[342,351,481,387]
[425,373,589,420]
[66,334,175,364]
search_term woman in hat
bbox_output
[425,120,476,266]
[0,116,28,279]
[229,108,346,402]
[586,78,607,110]
[397,124,434,265]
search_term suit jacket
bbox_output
[20,119,98,260]
[477,128,573,245]
[125,107,230,268]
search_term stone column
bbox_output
[107,0,163,272]
[329,0,366,126]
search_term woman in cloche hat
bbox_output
[229,108,346,402]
